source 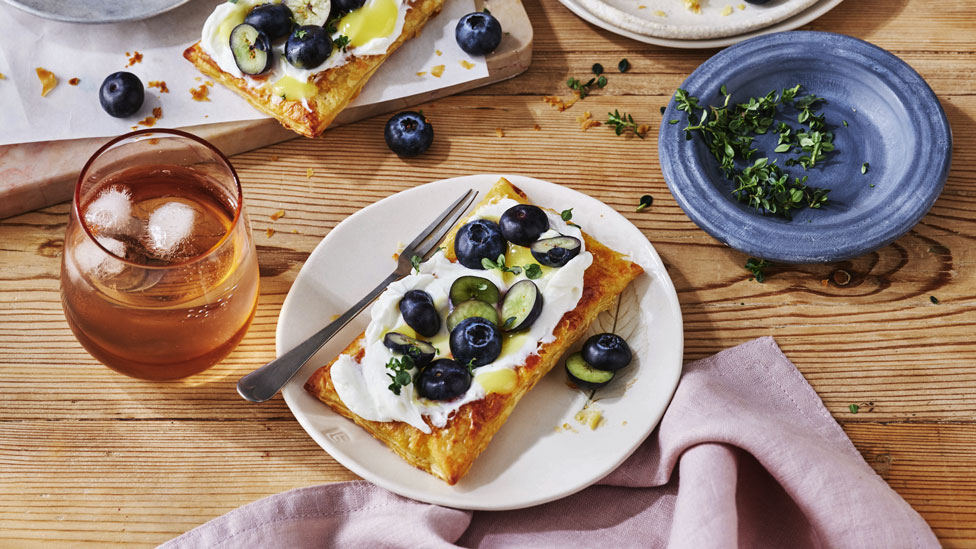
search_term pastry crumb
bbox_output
[430,64,445,78]
[637,4,646,8]
[460,60,475,70]
[416,71,427,77]
[291,229,298,234]
[577,111,602,131]
[271,155,279,162]
[125,51,143,67]
[543,94,579,112]
[682,0,701,13]
[148,80,169,93]
[133,107,162,129]
[190,83,211,101]
[654,9,667,16]
[35,67,57,97]
[68,77,80,86]
[739,3,746,9]
[575,402,605,430]
[533,124,541,131]
[266,227,275,238]
[721,5,733,15]
[270,209,286,221]
[495,128,505,138]
[0,73,6,80]
[435,49,443,56]
[306,167,314,180]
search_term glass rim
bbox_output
[73,128,245,270]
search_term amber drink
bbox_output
[60,130,259,380]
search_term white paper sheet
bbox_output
[0,0,488,146]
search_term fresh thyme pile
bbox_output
[674,84,836,218]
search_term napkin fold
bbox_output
[163,337,938,548]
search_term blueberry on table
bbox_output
[245,3,294,41]
[285,25,333,70]
[417,359,472,401]
[384,111,434,157]
[230,24,273,75]
[455,11,502,56]
[581,333,632,371]
[398,289,441,338]
[530,235,581,267]
[454,219,506,270]
[99,72,144,118]
[450,316,502,367]
[383,332,436,366]
[499,204,549,247]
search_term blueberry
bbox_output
[529,235,581,267]
[384,111,434,157]
[416,358,472,401]
[285,25,333,69]
[449,316,502,367]
[454,219,506,270]
[398,289,441,338]
[245,3,294,41]
[499,204,549,246]
[581,333,632,371]
[333,0,366,14]
[230,24,273,75]
[455,12,502,56]
[99,72,144,118]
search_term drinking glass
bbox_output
[60,129,260,380]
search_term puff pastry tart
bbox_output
[305,178,644,484]
[184,0,444,137]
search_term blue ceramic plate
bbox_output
[659,31,952,263]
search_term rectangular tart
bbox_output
[183,0,444,138]
[305,177,644,484]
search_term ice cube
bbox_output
[146,201,196,258]
[84,186,141,238]
[66,235,128,282]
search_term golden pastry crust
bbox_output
[183,0,444,138]
[305,178,644,484]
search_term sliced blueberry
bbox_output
[449,275,500,306]
[416,358,472,401]
[454,219,505,270]
[449,316,502,367]
[398,289,441,338]
[383,332,436,366]
[446,298,499,332]
[333,0,366,14]
[245,3,294,41]
[384,111,434,157]
[530,235,581,267]
[455,12,502,56]
[581,333,632,371]
[499,204,549,247]
[230,23,273,75]
[99,72,144,118]
[500,280,543,332]
[285,25,333,69]
[284,0,331,26]
[565,352,614,390]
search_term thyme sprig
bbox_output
[606,109,646,138]
[386,354,416,395]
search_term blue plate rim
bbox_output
[658,30,952,263]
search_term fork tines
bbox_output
[404,188,478,261]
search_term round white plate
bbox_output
[560,0,844,49]
[2,0,190,23]
[279,174,683,510]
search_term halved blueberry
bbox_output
[398,289,441,338]
[530,235,581,267]
[417,358,472,401]
[449,275,500,306]
[245,3,293,41]
[383,332,436,366]
[285,25,333,69]
[230,23,273,75]
[449,316,502,367]
[384,111,434,157]
[455,12,502,56]
[500,280,543,332]
[284,0,331,26]
[499,204,549,247]
[581,333,632,371]
[447,298,499,332]
[454,219,505,270]
[99,72,144,118]
[565,352,614,390]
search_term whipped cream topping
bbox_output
[330,198,593,434]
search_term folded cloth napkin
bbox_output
[163,337,938,548]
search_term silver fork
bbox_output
[236,188,479,403]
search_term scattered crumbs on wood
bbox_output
[190,83,211,101]
[35,67,57,97]
[291,229,298,234]
[533,124,541,131]
[654,9,667,16]
[849,403,859,414]
[271,155,279,162]
[930,295,940,304]
[68,77,80,86]
[266,228,275,238]
[495,128,505,138]
[430,64,445,78]
[148,80,169,93]
[306,167,314,180]
[435,49,443,56]
[576,111,602,131]
[543,94,578,112]
[721,5,733,15]
[416,71,427,77]
[125,51,143,67]
[270,209,286,221]
[460,60,475,70]
[820,279,829,287]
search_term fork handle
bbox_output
[237,270,403,403]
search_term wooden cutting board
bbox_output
[0,0,532,220]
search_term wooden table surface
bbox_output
[2,0,974,545]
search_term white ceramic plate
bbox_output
[560,0,844,48]
[279,174,683,510]
[2,0,190,23]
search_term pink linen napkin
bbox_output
[163,337,938,548]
